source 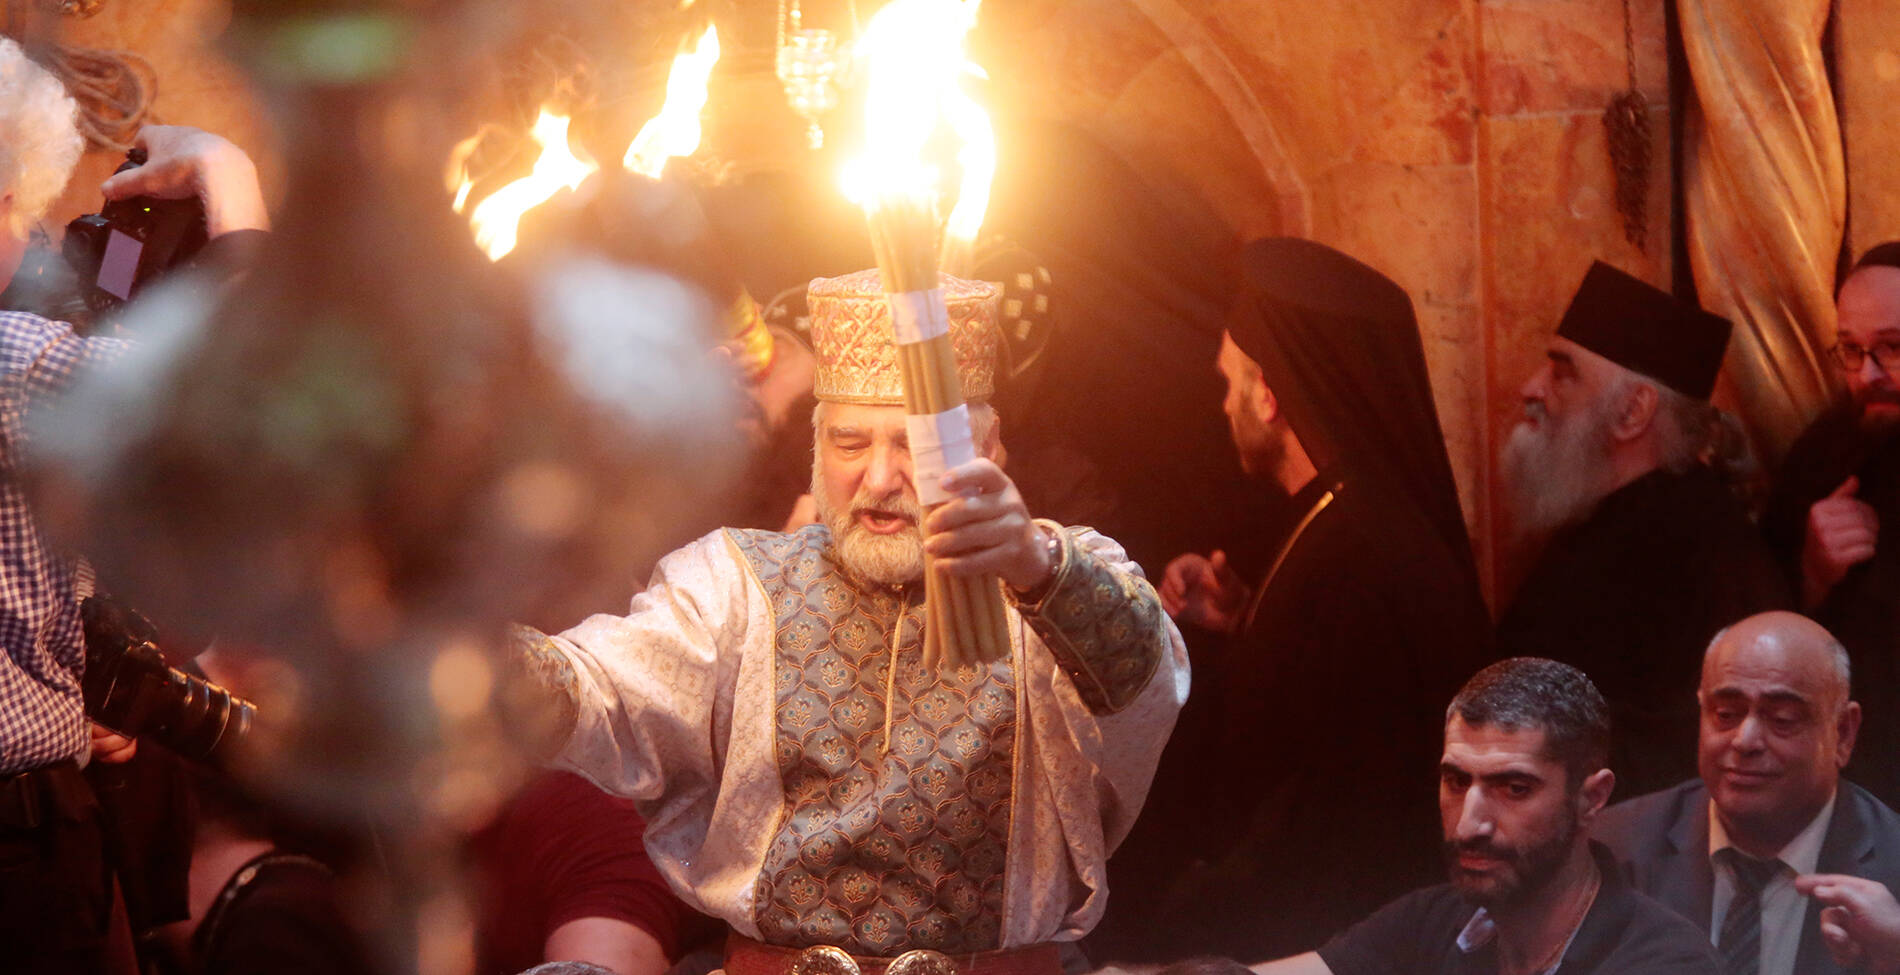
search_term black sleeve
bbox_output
[1761,408,1865,575]
[1315,888,1450,975]
[190,229,268,280]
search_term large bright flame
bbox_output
[465,109,598,261]
[842,0,993,269]
[624,24,721,179]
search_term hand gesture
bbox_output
[1803,476,1879,608]
[1159,550,1249,634]
[924,459,1053,593]
[1796,873,1900,975]
[100,125,268,237]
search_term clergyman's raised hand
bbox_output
[1802,476,1879,608]
[1159,550,1249,634]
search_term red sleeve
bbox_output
[502,771,692,961]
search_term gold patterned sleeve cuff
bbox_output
[501,622,582,761]
[1009,520,1166,715]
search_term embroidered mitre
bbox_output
[806,269,1001,405]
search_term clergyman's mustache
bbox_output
[1447,837,1513,860]
[1861,385,1900,408]
[850,497,921,524]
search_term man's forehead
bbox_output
[1702,634,1830,701]
[1546,336,1619,377]
[821,402,908,432]
[1839,266,1900,341]
[1442,716,1558,773]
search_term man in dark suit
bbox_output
[1595,611,1900,975]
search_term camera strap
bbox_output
[0,760,96,829]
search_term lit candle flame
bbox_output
[466,109,598,262]
[842,0,992,271]
[624,24,721,180]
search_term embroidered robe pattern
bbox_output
[734,527,1016,955]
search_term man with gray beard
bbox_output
[507,269,1187,974]
[1495,262,1789,800]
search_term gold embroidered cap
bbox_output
[808,269,1001,405]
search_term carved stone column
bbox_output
[1679,0,1844,460]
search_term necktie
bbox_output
[1717,849,1783,975]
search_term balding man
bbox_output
[1496,262,1791,798]
[1595,611,1900,975]
[1763,244,1900,808]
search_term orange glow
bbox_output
[445,127,488,215]
[623,24,721,179]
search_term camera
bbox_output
[62,148,208,313]
[81,595,254,768]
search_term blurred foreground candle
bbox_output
[28,4,741,969]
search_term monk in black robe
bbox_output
[1495,262,1790,799]
[1096,238,1493,963]
[1762,243,1900,807]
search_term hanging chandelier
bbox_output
[775,0,854,149]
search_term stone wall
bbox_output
[1475,0,1673,594]
[26,0,1896,604]
[984,0,1847,602]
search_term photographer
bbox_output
[0,37,266,975]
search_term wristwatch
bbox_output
[1011,525,1062,604]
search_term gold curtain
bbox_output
[1679,0,1844,461]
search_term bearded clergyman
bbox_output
[1761,244,1900,809]
[1495,261,1790,799]
[507,269,1188,974]
[1107,238,1493,964]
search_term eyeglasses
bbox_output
[1830,340,1900,374]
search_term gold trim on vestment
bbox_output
[1241,485,1339,634]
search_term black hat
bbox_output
[1231,237,1475,576]
[1854,241,1900,273]
[1555,261,1731,400]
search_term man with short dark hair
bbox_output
[1594,611,1900,975]
[1250,658,1719,975]
[1762,244,1900,807]
[1497,262,1790,798]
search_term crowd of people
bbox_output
[1,25,1899,975]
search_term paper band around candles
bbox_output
[906,405,977,505]
[890,288,951,345]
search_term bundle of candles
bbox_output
[863,195,1012,670]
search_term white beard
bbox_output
[1503,396,1621,546]
[811,462,926,586]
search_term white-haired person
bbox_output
[0,36,266,975]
